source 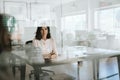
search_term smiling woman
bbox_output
[33,26,58,59]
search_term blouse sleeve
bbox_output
[32,39,39,47]
[51,38,58,55]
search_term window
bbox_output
[61,14,87,46]
[95,6,120,39]
[61,14,86,32]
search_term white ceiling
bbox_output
[4,0,75,5]
[3,0,76,9]
[3,0,120,6]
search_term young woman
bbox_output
[0,14,14,80]
[33,26,58,59]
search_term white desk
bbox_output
[82,47,120,80]
[12,49,85,80]
[12,47,120,80]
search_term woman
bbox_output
[0,14,14,80]
[33,26,58,59]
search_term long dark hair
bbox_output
[35,26,51,40]
[0,14,12,53]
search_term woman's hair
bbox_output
[0,14,12,53]
[35,26,51,40]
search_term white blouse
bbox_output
[33,38,58,55]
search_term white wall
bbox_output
[23,27,37,43]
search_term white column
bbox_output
[87,0,99,31]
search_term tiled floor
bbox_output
[14,57,119,80]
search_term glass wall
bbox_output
[1,0,120,51]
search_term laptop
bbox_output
[25,44,45,64]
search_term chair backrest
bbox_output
[25,40,32,44]
[25,40,45,63]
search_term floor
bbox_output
[14,57,119,80]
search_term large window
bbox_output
[95,6,120,39]
[61,14,87,46]
[61,14,86,32]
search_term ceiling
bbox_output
[4,0,75,6]
[4,0,120,7]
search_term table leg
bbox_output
[12,65,16,77]
[117,55,120,80]
[20,65,26,80]
[77,61,82,80]
[92,59,99,80]
[11,56,16,77]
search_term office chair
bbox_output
[25,40,55,80]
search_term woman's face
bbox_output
[40,27,48,37]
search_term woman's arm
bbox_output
[50,38,58,59]
[50,50,57,59]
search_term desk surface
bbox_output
[12,50,85,67]
[11,46,120,80]
[11,46,120,66]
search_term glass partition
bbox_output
[1,0,120,52]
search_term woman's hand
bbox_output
[51,54,57,59]
[43,52,57,59]
[43,54,51,59]
[50,52,57,59]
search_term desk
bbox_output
[12,49,85,80]
[82,47,120,80]
[12,47,120,80]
